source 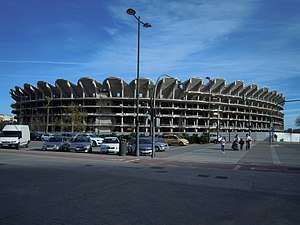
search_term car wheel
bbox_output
[179,142,184,146]
[155,146,159,152]
[92,141,97,147]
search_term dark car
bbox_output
[42,136,70,151]
[30,132,43,141]
[128,137,152,155]
[69,136,93,153]
[128,137,168,155]
[53,132,76,141]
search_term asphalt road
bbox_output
[0,142,300,225]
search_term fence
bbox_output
[218,131,300,143]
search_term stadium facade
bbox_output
[10,77,285,134]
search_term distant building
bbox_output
[0,114,16,123]
[9,77,285,134]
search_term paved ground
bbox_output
[1,141,300,174]
[155,141,300,173]
[0,141,300,225]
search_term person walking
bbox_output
[220,136,226,154]
[231,134,240,150]
[239,138,245,150]
[245,134,252,150]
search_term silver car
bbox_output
[69,137,93,153]
[154,138,169,152]
[42,136,70,151]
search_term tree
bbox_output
[296,115,300,127]
[64,102,88,132]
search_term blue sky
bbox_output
[0,0,299,129]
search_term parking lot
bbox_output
[1,140,300,173]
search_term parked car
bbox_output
[209,133,222,144]
[41,133,54,141]
[74,133,103,147]
[157,134,189,146]
[154,138,169,152]
[128,137,152,155]
[100,137,120,154]
[69,136,93,153]
[42,136,70,151]
[30,132,43,141]
[53,132,76,141]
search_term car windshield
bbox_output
[73,137,89,142]
[89,134,97,138]
[155,137,166,143]
[0,131,21,137]
[140,138,151,144]
[48,137,63,142]
[104,138,119,143]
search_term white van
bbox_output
[0,125,30,149]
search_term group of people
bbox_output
[220,134,252,154]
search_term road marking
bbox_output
[106,158,125,161]
[124,159,140,163]
[270,145,281,165]
[233,165,241,171]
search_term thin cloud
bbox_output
[0,60,86,65]
[93,0,257,75]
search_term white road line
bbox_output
[270,145,281,165]
[124,159,140,163]
[106,158,125,161]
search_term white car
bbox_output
[74,133,103,147]
[41,133,54,141]
[209,133,222,143]
[100,137,120,154]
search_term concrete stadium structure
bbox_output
[10,77,285,134]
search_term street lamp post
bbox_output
[126,8,151,157]
[96,88,102,135]
[243,96,251,135]
[44,96,52,133]
[206,77,212,142]
[151,74,181,158]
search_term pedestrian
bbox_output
[239,138,245,150]
[234,134,240,142]
[220,136,226,154]
[245,134,252,150]
[231,134,240,150]
[274,134,277,142]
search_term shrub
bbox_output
[199,133,209,144]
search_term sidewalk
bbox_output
[158,142,253,164]
[157,141,300,168]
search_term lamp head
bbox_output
[126,8,136,15]
[143,23,152,28]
